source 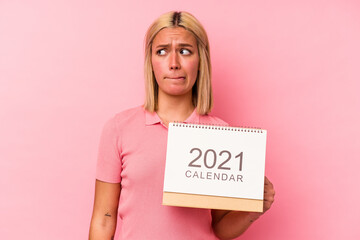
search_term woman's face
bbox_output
[151,27,199,98]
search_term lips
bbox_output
[166,76,185,80]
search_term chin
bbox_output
[165,90,189,96]
[163,88,192,96]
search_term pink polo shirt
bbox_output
[96,105,227,240]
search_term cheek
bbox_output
[186,58,200,78]
[151,58,165,80]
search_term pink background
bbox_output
[1,0,359,239]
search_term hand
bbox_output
[211,177,275,238]
[248,176,275,221]
[263,176,275,211]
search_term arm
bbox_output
[211,177,275,240]
[89,179,121,240]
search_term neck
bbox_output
[156,90,195,125]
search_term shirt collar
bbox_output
[145,109,161,125]
[145,107,200,126]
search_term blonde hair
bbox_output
[143,11,213,115]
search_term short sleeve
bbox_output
[95,116,122,183]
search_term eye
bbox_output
[180,49,191,55]
[156,49,166,55]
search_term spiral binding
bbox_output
[170,122,264,133]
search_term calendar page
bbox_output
[162,122,267,212]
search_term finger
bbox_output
[263,193,275,203]
[264,189,275,199]
[264,176,273,187]
[264,176,269,184]
[263,198,274,212]
[263,183,275,193]
[263,201,272,212]
[263,188,275,201]
[264,193,275,203]
[264,185,275,193]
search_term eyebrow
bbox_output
[154,43,194,49]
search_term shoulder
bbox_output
[113,105,144,121]
[104,105,145,130]
[199,113,229,126]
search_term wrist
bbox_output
[246,212,262,222]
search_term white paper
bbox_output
[163,123,267,200]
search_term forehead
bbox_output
[152,27,197,46]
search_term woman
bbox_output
[89,11,275,240]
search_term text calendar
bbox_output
[162,122,267,212]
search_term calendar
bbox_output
[162,122,267,212]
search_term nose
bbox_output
[169,51,180,70]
